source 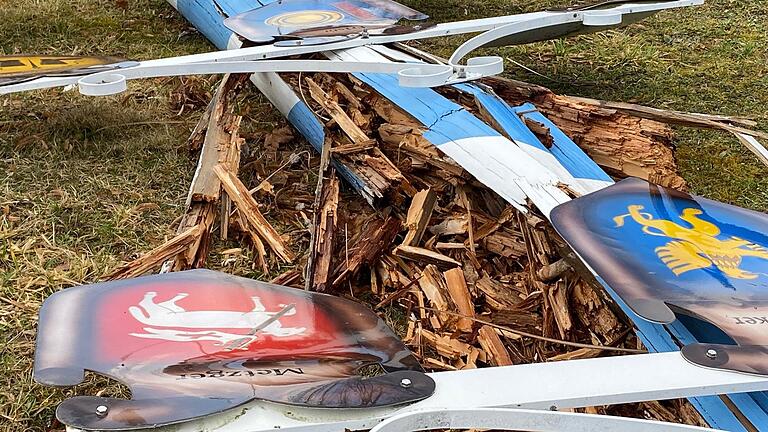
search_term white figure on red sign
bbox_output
[128,291,306,346]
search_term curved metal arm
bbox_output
[369,408,719,432]
[447,10,625,68]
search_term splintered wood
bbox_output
[278,71,707,426]
[108,74,296,278]
[486,77,687,190]
[108,69,718,426]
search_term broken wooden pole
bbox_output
[305,165,340,292]
[485,76,686,189]
[167,73,247,271]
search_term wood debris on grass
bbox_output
[102,71,730,426]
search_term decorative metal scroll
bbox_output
[35,269,433,430]
[0,55,136,87]
[551,177,768,376]
[223,0,429,44]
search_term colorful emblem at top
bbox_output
[0,55,132,86]
[223,0,428,43]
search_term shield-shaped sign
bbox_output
[35,269,432,430]
[551,177,768,376]
[0,55,135,87]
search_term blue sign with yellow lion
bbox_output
[552,177,768,375]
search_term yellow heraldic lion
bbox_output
[613,205,768,279]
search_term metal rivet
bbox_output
[549,405,558,411]
[400,378,412,388]
[95,405,109,416]
[706,349,718,359]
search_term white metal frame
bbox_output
[65,352,768,431]
[0,0,703,95]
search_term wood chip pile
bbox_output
[106,70,756,426]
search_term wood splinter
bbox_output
[394,245,461,270]
[402,188,438,247]
[214,164,296,263]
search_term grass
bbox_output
[0,0,766,430]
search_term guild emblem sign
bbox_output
[551,177,768,377]
[34,270,433,430]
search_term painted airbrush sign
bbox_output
[0,55,134,86]
[551,177,768,376]
[223,0,429,43]
[34,269,433,430]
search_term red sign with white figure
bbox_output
[34,270,431,431]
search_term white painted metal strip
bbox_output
[370,408,718,432]
[70,352,768,432]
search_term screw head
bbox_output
[95,405,109,416]
[706,349,718,359]
[400,378,412,388]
